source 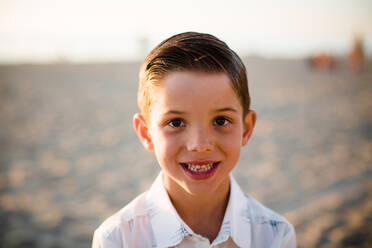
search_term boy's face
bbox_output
[134,71,256,197]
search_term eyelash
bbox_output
[166,116,231,128]
[167,118,186,128]
[213,116,231,126]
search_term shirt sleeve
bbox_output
[279,223,296,248]
[92,228,124,248]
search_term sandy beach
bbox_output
[0,58,371,247]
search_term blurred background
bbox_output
[0,0,371,247]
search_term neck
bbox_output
[164,177,230,242]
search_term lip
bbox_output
[180,160,220,180]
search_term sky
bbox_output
[0,0,371,63]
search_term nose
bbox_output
[186,126,214,152]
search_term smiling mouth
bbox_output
[180,162,220,173]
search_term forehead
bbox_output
[150,71,242,113]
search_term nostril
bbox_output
[186,128,214,152]
[187,141,213,152]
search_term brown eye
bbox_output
[168,118,185,128]
[214,116,229,126]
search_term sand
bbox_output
[0,58,371,247]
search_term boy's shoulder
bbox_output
[226,175,296,247]
[98,192,146,228]
[236,192,296,246]
[243,192,290,225]
[92,192,151,247]
[229,175,291,225]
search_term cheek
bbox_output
[152,132,180,162]
[219,127,242,146]
[218,129,243,158]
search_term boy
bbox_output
[93,32,296,247]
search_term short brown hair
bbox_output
[138,32,250,120]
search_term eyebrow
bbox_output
[163,110,185,115]
[214,107,238,113]
[163,107,238,115]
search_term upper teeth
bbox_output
[186,163,214,172]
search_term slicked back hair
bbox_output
[138,32,250,120]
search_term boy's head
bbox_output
[134,32,256,197]
[138,32,250,121]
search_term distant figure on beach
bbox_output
[310,53,334,70]
[92,32,296,247]
[348,36,364,72]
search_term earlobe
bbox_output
[133,113,154,151]
[242,110,257,146]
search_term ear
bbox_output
[133,113,154,151]
[242,110,257,146]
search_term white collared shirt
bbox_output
[92,172,296,248]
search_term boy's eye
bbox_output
[214,116,230,126]
[168,118,185,128]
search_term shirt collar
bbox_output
[146,172,188,247]
[224,174,252,247]
[146,172,252,248]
